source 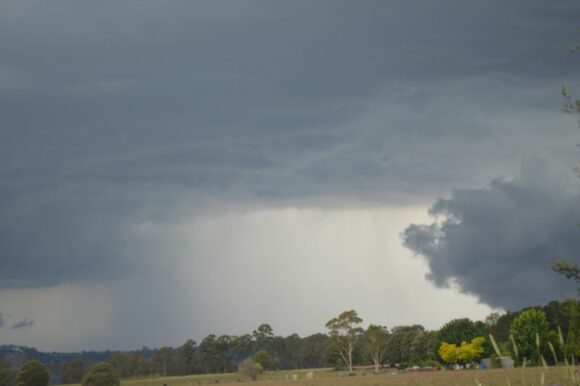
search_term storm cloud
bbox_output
[1,0,579,289]
[11,319,34,330]
[402,159,580,310]
[1,0,580,349]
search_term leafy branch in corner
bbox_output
[552,259,580,284]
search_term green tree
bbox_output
[176,339,197,375]
[252,351,274,370]
[238,358,262,381]
[281,333,301,370]
[229,334,254,370]
[363,324,389,373]
[60,358,85,384]
[438,318,488,346]
[437,318,490,358]
[15,360,49,386]
[197,334,236,373]
[0,360,12,386]
[510,309,550,364]
[489,311,519,344]
[152,346,173,376]
[252,324,274,341]
[106,352,132,378]
[199,334,227,373]
[384,325,426,366]
[485,312,502,327]
[106,351,154,378]
[410,330,439,363]
[562,299,580,361]
[552,259,580,287]
[299,333,329,369]
[133,351,153,377]
[542,300,571,334]
[253,324,274,353]
[82,362,120,386]
[325,310,363,373]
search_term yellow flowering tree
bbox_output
[438,336,486,365]
[439,342,459,364]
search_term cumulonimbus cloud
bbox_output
[401,159,580,310]
[0,0,578,292]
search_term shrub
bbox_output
[82,362,120,386]
[238,358,262,381]
[420,359,442,370]
[15,360,49,386]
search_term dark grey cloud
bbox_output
[402,158,580,310]
[0,0,579,292]
[0,313,4,328]
[11,319,34,330]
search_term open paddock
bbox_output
[61,366,579,386]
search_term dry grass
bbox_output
[60,366,579,386]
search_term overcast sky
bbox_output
[0,0,579,352]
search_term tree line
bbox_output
[0,299,578,384]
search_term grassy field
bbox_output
[60,366,579,386]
